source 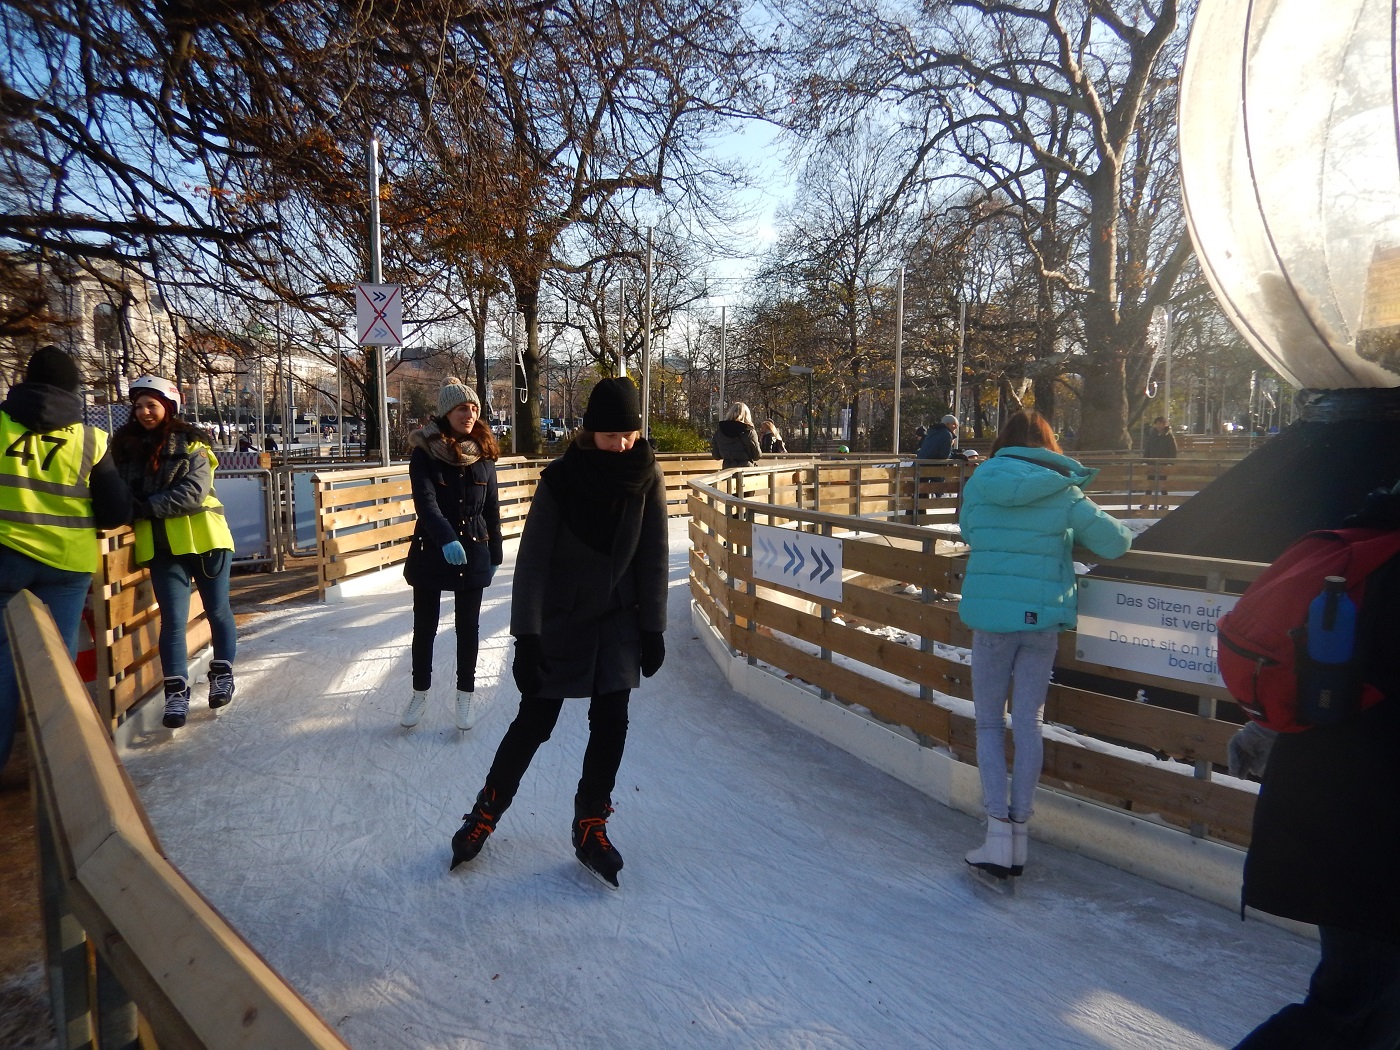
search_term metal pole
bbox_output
[618,277,626,377]
[893,265,904,454]
[718,305,727,415]
[1163,309,1173,420]
[954,301,966,427]
[510,310,519,453]
[642,228,653,437]
[336,343,343,456]
[366,136,390,467]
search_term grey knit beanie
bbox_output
[437,377,479,417]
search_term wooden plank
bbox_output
[948,718,1255,839]
[745,629,953,741]
[837,582,972,646]
[320,497,414,533]
[323,518,416,558]
[841,540,965,592]
[1043,684,1240,765]
[733,591,972,700]
[325,541,412,583]
[11,593,352,1049]
[316,476,412,511]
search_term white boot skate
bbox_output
[455,689,487,731]
[966,817,1015,887]
[401,689,428,728]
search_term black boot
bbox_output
[572,794,623,888]
[450,787,504,870]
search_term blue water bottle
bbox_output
[1300,575,1358,726]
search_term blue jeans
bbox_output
[147,549,236,681]
[0,546,93,772]
[1234,926,1400,1048]
[971,628,1059,822]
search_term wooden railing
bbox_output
[687,469,1268,845]
[8,590,350,1049]
[312,453,721,599]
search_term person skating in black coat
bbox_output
[400,378,503,732]
[711,402,762,467]
[1230,481,1400,1049]
[449,377,668,888]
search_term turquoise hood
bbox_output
[957,446,1132,633]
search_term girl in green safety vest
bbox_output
[112,376,237,731]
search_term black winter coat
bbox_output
[403,446,503,591]
[711,420,761,468]
[1241,554,1400,939]
[1143,428,1178,460]
[510,440,668,699]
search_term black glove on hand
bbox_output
[512,635,543,696]
[131,498,153,520]
[640,631,666,678]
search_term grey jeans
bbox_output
[971,628,1059,821]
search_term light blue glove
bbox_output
[442,540,467,566]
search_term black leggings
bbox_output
[411,586,484,692]
[486,690,630,810]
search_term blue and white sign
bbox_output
[1076,578,1240,688]
[752,524,843,603]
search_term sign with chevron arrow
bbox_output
[355,283,403,346]
[751,523,843,602]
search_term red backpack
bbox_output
[1217,528,1400,733]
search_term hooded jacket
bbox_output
[957,446,1132,633]
[710,419,761,468]
[0,381,130,531]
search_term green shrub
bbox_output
[648,419,711,453]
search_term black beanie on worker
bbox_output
[582,377,641,433]
[25,345,81,392]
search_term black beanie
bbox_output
[25,345,81,392]
[582,377,641,433]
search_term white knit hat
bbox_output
[438,377,480,416]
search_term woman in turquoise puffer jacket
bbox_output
[957,410,1132,881]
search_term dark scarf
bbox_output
[113,427,197,499]
[409,420,482,465]
[542,438,657,554]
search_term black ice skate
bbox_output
[207,660,235,709]
[573,796,623,889]
[450,788,501,870]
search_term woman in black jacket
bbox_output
[449,377,668,888]
[711,402,762,468]
[401,379,503,732]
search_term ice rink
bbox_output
[121,519,1316,1049]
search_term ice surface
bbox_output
[122,519,1314,1049]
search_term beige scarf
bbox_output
[409,420,482,466]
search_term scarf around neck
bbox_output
[410,419,482,466]
[541,438,657,553]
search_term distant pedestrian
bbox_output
[1142,416,1178,511]
[0,347,131,771]
[449,378,668,888]
[918,414,958,460]
[711,402,762,468]
[957,410,1132,882]
[112,375,238,729]
[400,378,502,732]
[759,419,787,455]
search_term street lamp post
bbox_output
[789,365,815,453]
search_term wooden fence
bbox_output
[313,454,721,599]
[9,590,350,1049]
[687,465,1267,846]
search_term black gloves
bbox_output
[640,631,666,678]
[513,635,543,696]
[131,498,153,520]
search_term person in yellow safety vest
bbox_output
[0,346,133,774]
[112,375,237,730]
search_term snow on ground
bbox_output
[122,519,1313,1050]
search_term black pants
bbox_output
[411,586,484,692]
[485,690,630,812]
[1234,925,1400,1049]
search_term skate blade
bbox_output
[576,855,620,890]
[967,862,1017,895]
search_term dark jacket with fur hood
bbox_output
[510,435,668,698]
[710,419,761,468]
[403,422,502,591]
